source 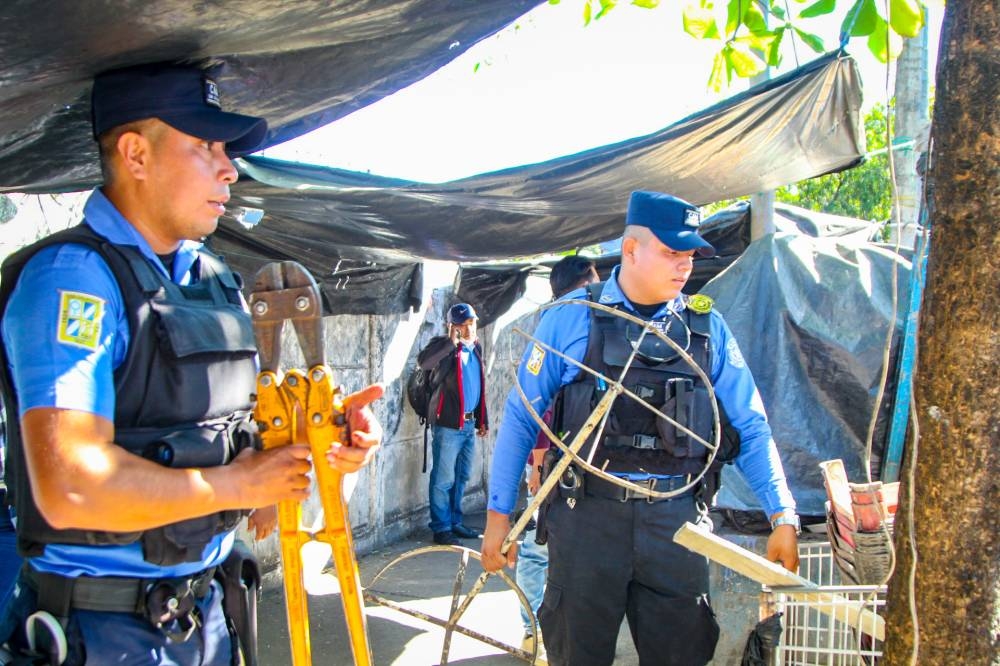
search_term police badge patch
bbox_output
[57,291,104,350]
[526,344,546,375]
[726,338,746,369]
[687,294,714,314]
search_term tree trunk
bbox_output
[883,3,1000,665]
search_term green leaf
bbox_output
[726,41,766,77]
[631,0,660,7]
[683,3,721,40]
[867,16,903,62]
[595,0,617,20]
[473,62,481,73]
[583,0,592,26]
[748,26,785,66]
[793,26,827,53]
[842,0,879,37]
[725,0,742,37]
[889,0,924,38]
[799,0,837,19]
[742,1,769,34]
[548,0,560,4]
[769,2,786,20]
[707,49,728,92]
[767,26,785,66]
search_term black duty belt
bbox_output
[24,563,216,614]
[583,473,694,503]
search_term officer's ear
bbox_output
[621,236,639,263]
[116,129,154,182]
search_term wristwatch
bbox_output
[770,511,801,535]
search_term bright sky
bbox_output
[261,1,942,184]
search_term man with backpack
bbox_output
[416,303,489,546]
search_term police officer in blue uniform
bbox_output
[0,62,384,664]
[482,191,800,666]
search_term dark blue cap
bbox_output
[625,190,715,258]
[447,303,478,324]
[91,62,268,156]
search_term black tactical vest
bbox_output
[554,283,724,477]
[0,224,260,565]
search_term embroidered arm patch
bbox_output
[57,290,104,350]
[526,344,546,375]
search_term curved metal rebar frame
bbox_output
[363,545,539,664]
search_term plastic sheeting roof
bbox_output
[222,51,865,263]
[0,2,865,313]
[0,0,541,193]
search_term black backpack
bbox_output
[405,366,436,472]
[405,366,434,422]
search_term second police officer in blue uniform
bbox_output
[0,62,384,664]
[482,191,800,666]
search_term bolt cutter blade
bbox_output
[249,261,324,372]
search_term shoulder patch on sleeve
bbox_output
[57,290,105,350]
[725,337,746,369]
[687,293,714,314]
[526,344,546,376]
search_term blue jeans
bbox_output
[428,422,476,534]
[516,481,549,631]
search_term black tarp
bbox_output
[704,233,911,517]
[206,228,423,316]
[221,51,864,264]
[0,0,541,193]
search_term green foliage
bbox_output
[674,0,926,89]
[774,103,893,222]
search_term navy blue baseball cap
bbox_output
[625,190,715,258]
[91,62,268,156]
[447,303,478,324]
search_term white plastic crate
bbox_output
[763,540,886,665]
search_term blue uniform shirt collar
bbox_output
[594,266,685,319]
[84,188,202,282]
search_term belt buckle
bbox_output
[632,434,657,450]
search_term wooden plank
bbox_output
[673,522,885,641]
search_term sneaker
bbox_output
[432,531,461,546]
[451,523,480,539]
[521,631,536,653]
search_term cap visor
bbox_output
[651,229,716,258]
[163,110,268,156]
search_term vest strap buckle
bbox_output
[632,434,659,450]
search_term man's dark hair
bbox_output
[550,255,597,299]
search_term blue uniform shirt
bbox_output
[459,343,482,414]
[1,188,233,578]
[488,267,796,518]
